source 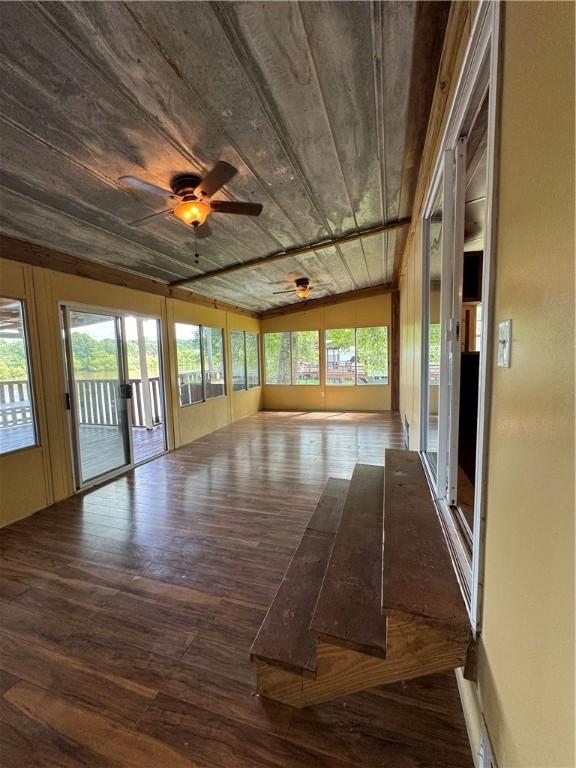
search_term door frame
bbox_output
[60,302,168,491]
[419,0,501,633]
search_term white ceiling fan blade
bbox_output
[119,176,175,198]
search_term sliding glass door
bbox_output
[62,308,167,489]
[63,309,131,486]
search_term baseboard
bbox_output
[455,667,483,767]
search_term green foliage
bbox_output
[264,327,389,385]
[231,332,246,384]
[292,331,319,384]
[264,332,290,384]
[356,327,388,379]
[246,332,259,387]
[0,340,29,380]
[428,324,441,365]
[68,333,161,379]
[202,327,224,380]
[175,339,201,375]
[327,327,388,382]
[325,328,355,350]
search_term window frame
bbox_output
[230,331,261,392]
[325,326,389,387]
[231,330,247,392]
[174,321,226,407]
[418,1,501,633]
[263,330,320,386]
[245,332,260,389]
[0,296,39,456]
[290,330,320,386]
[202,325,226,400]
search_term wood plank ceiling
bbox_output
[0,1,449,311]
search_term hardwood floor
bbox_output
[0,411,473,768]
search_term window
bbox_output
[264,331,320,385]
[175,323,203,405]
[175,323,225,405]
[326,327,388,386]
[231,331,261,391]
[356,327,389,385]
[246,333,260,389]
[291,331,320,385]
[264,332,292,384]
[326,328,355,385]
[0,297,37,455]
[231,331,246,391]
[202,326,225,399]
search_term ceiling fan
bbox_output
[273,277,332,300]
[119,162,263,233]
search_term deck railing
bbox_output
[75,377,163,428]
[0,380,32,427]
[0,377,166,430]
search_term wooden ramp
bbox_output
[251,453,472,708]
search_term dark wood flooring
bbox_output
[0,411,473,768]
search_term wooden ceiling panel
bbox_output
[0,1,449,309]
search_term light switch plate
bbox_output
[498,319,512,367]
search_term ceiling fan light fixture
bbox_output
[174,199,211,226]
[296,285,311,299]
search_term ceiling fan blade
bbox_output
[194,162,237,198]
[272,288,296,295]
[210,200,263,216]
[310,283,333,289]
[119,176,175,198]
[128,208,174,226]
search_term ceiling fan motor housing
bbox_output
[171,174,204,198]
[295,277,310,288]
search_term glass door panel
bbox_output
[124,315,167,464]
[423,183,444,475]
[65,309,130,485]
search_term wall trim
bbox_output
[456,668,482,768]
[0,235,259,319]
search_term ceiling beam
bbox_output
[0,235,259,319]
[398,1,471,281]
[260,282,394,320]
[169,218,411,287]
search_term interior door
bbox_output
[63,308,131,487]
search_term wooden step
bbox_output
[250,478,348,677]
[255,452,472,708]
[310,464,386,658]
[382,450,470,633]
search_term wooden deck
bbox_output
[0,424,165,475]
[0,411,473,768]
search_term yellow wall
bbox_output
[167,298,261,447]
[399,3,575,765]
[260,293,392,412]
[0,259,261,526]
[476,4,574,765]
[0,260,53,524]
